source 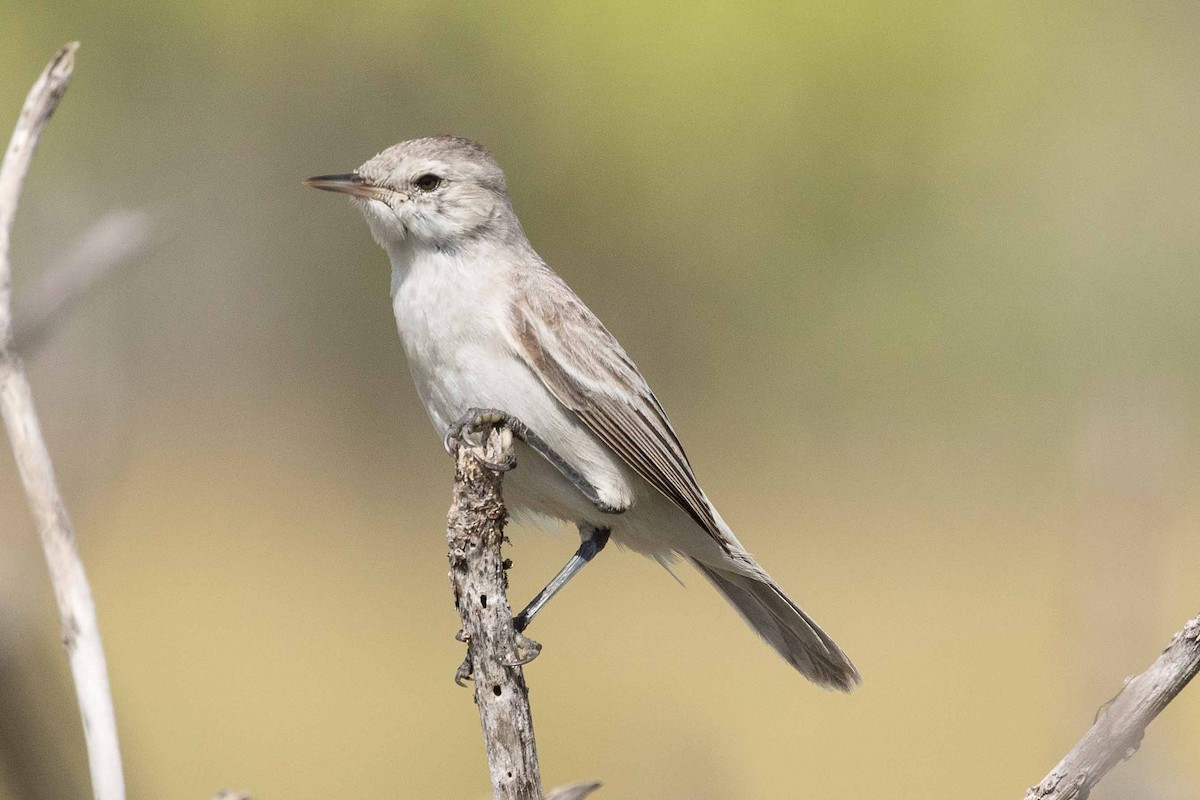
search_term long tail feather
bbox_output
[693,561,861,691]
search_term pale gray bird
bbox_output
[306,135,860,691]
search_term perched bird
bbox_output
[306,136,860,690]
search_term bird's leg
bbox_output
[513,524,611,633]
[444,407,627,515]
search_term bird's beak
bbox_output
[304,172,387,200]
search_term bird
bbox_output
[305,135,860,691]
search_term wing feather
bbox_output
[509,271,729,553]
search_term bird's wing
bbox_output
[508,270,734,554]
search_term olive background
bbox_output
[1,3,1198,798]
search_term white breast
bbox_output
[386,240,638,517]
[390,243,511,431]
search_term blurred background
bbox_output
[1,2,1198,798]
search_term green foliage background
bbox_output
[1,2,1197,798]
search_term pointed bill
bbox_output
[304,172,389,200]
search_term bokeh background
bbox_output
[2,2,1198,798]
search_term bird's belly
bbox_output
[400,324,729,567]
[503,440,617,526]
[402,332,639,517]
[405,337,522,432]
[503,443,733,568]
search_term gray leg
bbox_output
[444,407,627,515]
[513,525,611,633]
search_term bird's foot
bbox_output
[454,655,474,687]
[503,631,543,666]
[443,407,517,471]
[454,629,474,686]
[452,628,541,685]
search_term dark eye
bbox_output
[414,173,443,191]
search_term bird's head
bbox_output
[306,135,515,251]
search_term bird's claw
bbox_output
[454,656,473,687]
[444,408,517,471]
[503,631,543,666]
[454,629,473,686]
[453,627,539,684]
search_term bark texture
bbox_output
[1026,612,1200,800]
[447,428,542,799]
[0,42,127,800]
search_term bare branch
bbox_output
[447,428,543,799]
[0,45,77,262]
[446,429,601,800]
[0,42,127,800]
[1026,612,1200,800]
[14,208,152,354]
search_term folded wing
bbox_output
[507,270,733,555]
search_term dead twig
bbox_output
[0,42,127,800]
[1025,612,1200,800]
[447,427,543,799]
[446,427,602,800]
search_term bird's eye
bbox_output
[414,173,443,192]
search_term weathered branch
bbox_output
[14,208,152,354]
[447,427,543,799]
[446,428,602,800]
[0,42,127,800]
[1025,612,1200,800]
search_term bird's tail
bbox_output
[692,560,861,692]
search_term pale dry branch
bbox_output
[446,427,602,800]
[0,42,127,800]
[14,208,152,354]
[447,428,542,799]
[1025,612,1200,800]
